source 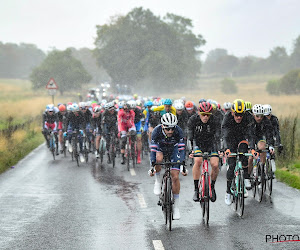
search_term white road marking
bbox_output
[130,168,136,176]
[137,193,147,208]
[153,240,165,250]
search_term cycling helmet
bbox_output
[245,101,252,111]
[232,99,245,114]
[79,102,86,108]
[163,98,173,105]
[136,100,142,107]
[145,101,153,107]
[263,104,272,116]
[86,101,92,107]
[118,101,124,109]
[199,102,213,113]
[161,113,177,127]
[223,102,232,110]
[72,103,79,112]
[46,104,55,111]
[174,102,184,110]
[67,102,73,106]
[58,104,66,112]
[252,104,264,115]
[185,101,194,110]
[93,105,101,113]
[105,102,115,110]
[67,104,72,111]
[57,103,62,107]
[217,103,221,110]
[127,100,136,109]
[199,98,206,103]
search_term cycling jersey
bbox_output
[65,112,86,131]
[221,112,254,150]
[91,113,102,135]
[42,111,58,131]
[187,114,221,152]
[143,108,160,130]
[177,110,189,132]
[151,105,176,116]
[250,116,274,146]
[118,109,135,134]
[150,125,185,170]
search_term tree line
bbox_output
[202,36,300,76]
[1,7,300,94]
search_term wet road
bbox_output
[0,144,299,250]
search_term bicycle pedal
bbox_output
[157,200,162,206]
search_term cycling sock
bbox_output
[194,180,199,190]
[227,180,231,193]
[211,180,216,188]
[173,194,179,199]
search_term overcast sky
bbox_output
[1,0,299,59]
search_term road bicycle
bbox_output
[71,129,81,167]
[193,152,213,224]
[98,137,106,164]
[125,132,136,171]
[227,151,253,217]
[82,132,89,163]
[109,131,118,168]
[251,149,273,202]
[47,129,57,160]
[152,160,185,231]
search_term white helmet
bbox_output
[174,102,184,110]
[161,113,177,127]
[127,100,136,109]
[85,101,92,107]
[79,102,86,108]
[252,104,263,115]
[72,103,79,112]
[263,104,272,116]
[223,102,232,110]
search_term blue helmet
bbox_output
[199,98,206,103]
[145,101,153,107]
[163,98,173,105]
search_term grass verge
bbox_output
[0,123,44,174]
[276,169,300,190]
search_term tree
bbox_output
[0,42,45,78]
[30,49,92,95]
[70,47,110,83]
[266,46,289,73]
[220,78,237,94]
[290,35,300,69]
[94,7,205,92]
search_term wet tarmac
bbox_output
[0,144,299,250]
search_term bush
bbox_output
[220,78,237,94]
[266,79,281,95]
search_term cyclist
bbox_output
[102,102,118,163]
[91,105,103,158]
[118,101,136,165]
[188,102,221,202]
[42,104,59,155]
[223,102,232,114]
[151,98,176,116]
[247,104,275,180]
[149,113,186,220]
[185,101,197,118]
[57,104,67,153]
[65,103,86,161]
[128,100,143,164]
[222,99,254,205]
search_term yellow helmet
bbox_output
[232,99,245,113]
[245,101,252,111]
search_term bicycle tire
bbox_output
[132,141,136,168]
[166,177,173,231]
[231,177,238,211]
[258,162,265,202]
[111,143,115,168]
[84,137,89,163]
[162,178,167,225]
[204,173,210,224]
[50,135,55,160]
[200,175,205,218]
[72,137,79,167]
[63,138,67,157]
[266,159,273,196]
[126,142,130,171]
[237,169,245,217]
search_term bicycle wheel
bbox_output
[63,137,67,157]
[166,177,173,231]
[50,135,55,160]
[266,159,273,196]
[132,142,136,168]
[200,175,205,218]
[72,138,79,167]
[231,177,238,211]
[237,169,245,217]
[204,173,210,224]
[111,143,115,168]
[83,137,89,163]
[126,140,130,171]
[258,162,265,202]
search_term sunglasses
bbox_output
[234,112,244,117]
[255,114,264,118]
[164,126,175,131]
[80,107,86,110]
[200,112,211,117]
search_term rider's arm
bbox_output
[187,115,195,146]
[151,105,164,112]
[272,115,281,145]
[171,106,176,115]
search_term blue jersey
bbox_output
[150,125,185,163]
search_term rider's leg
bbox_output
[192,157,202,201]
